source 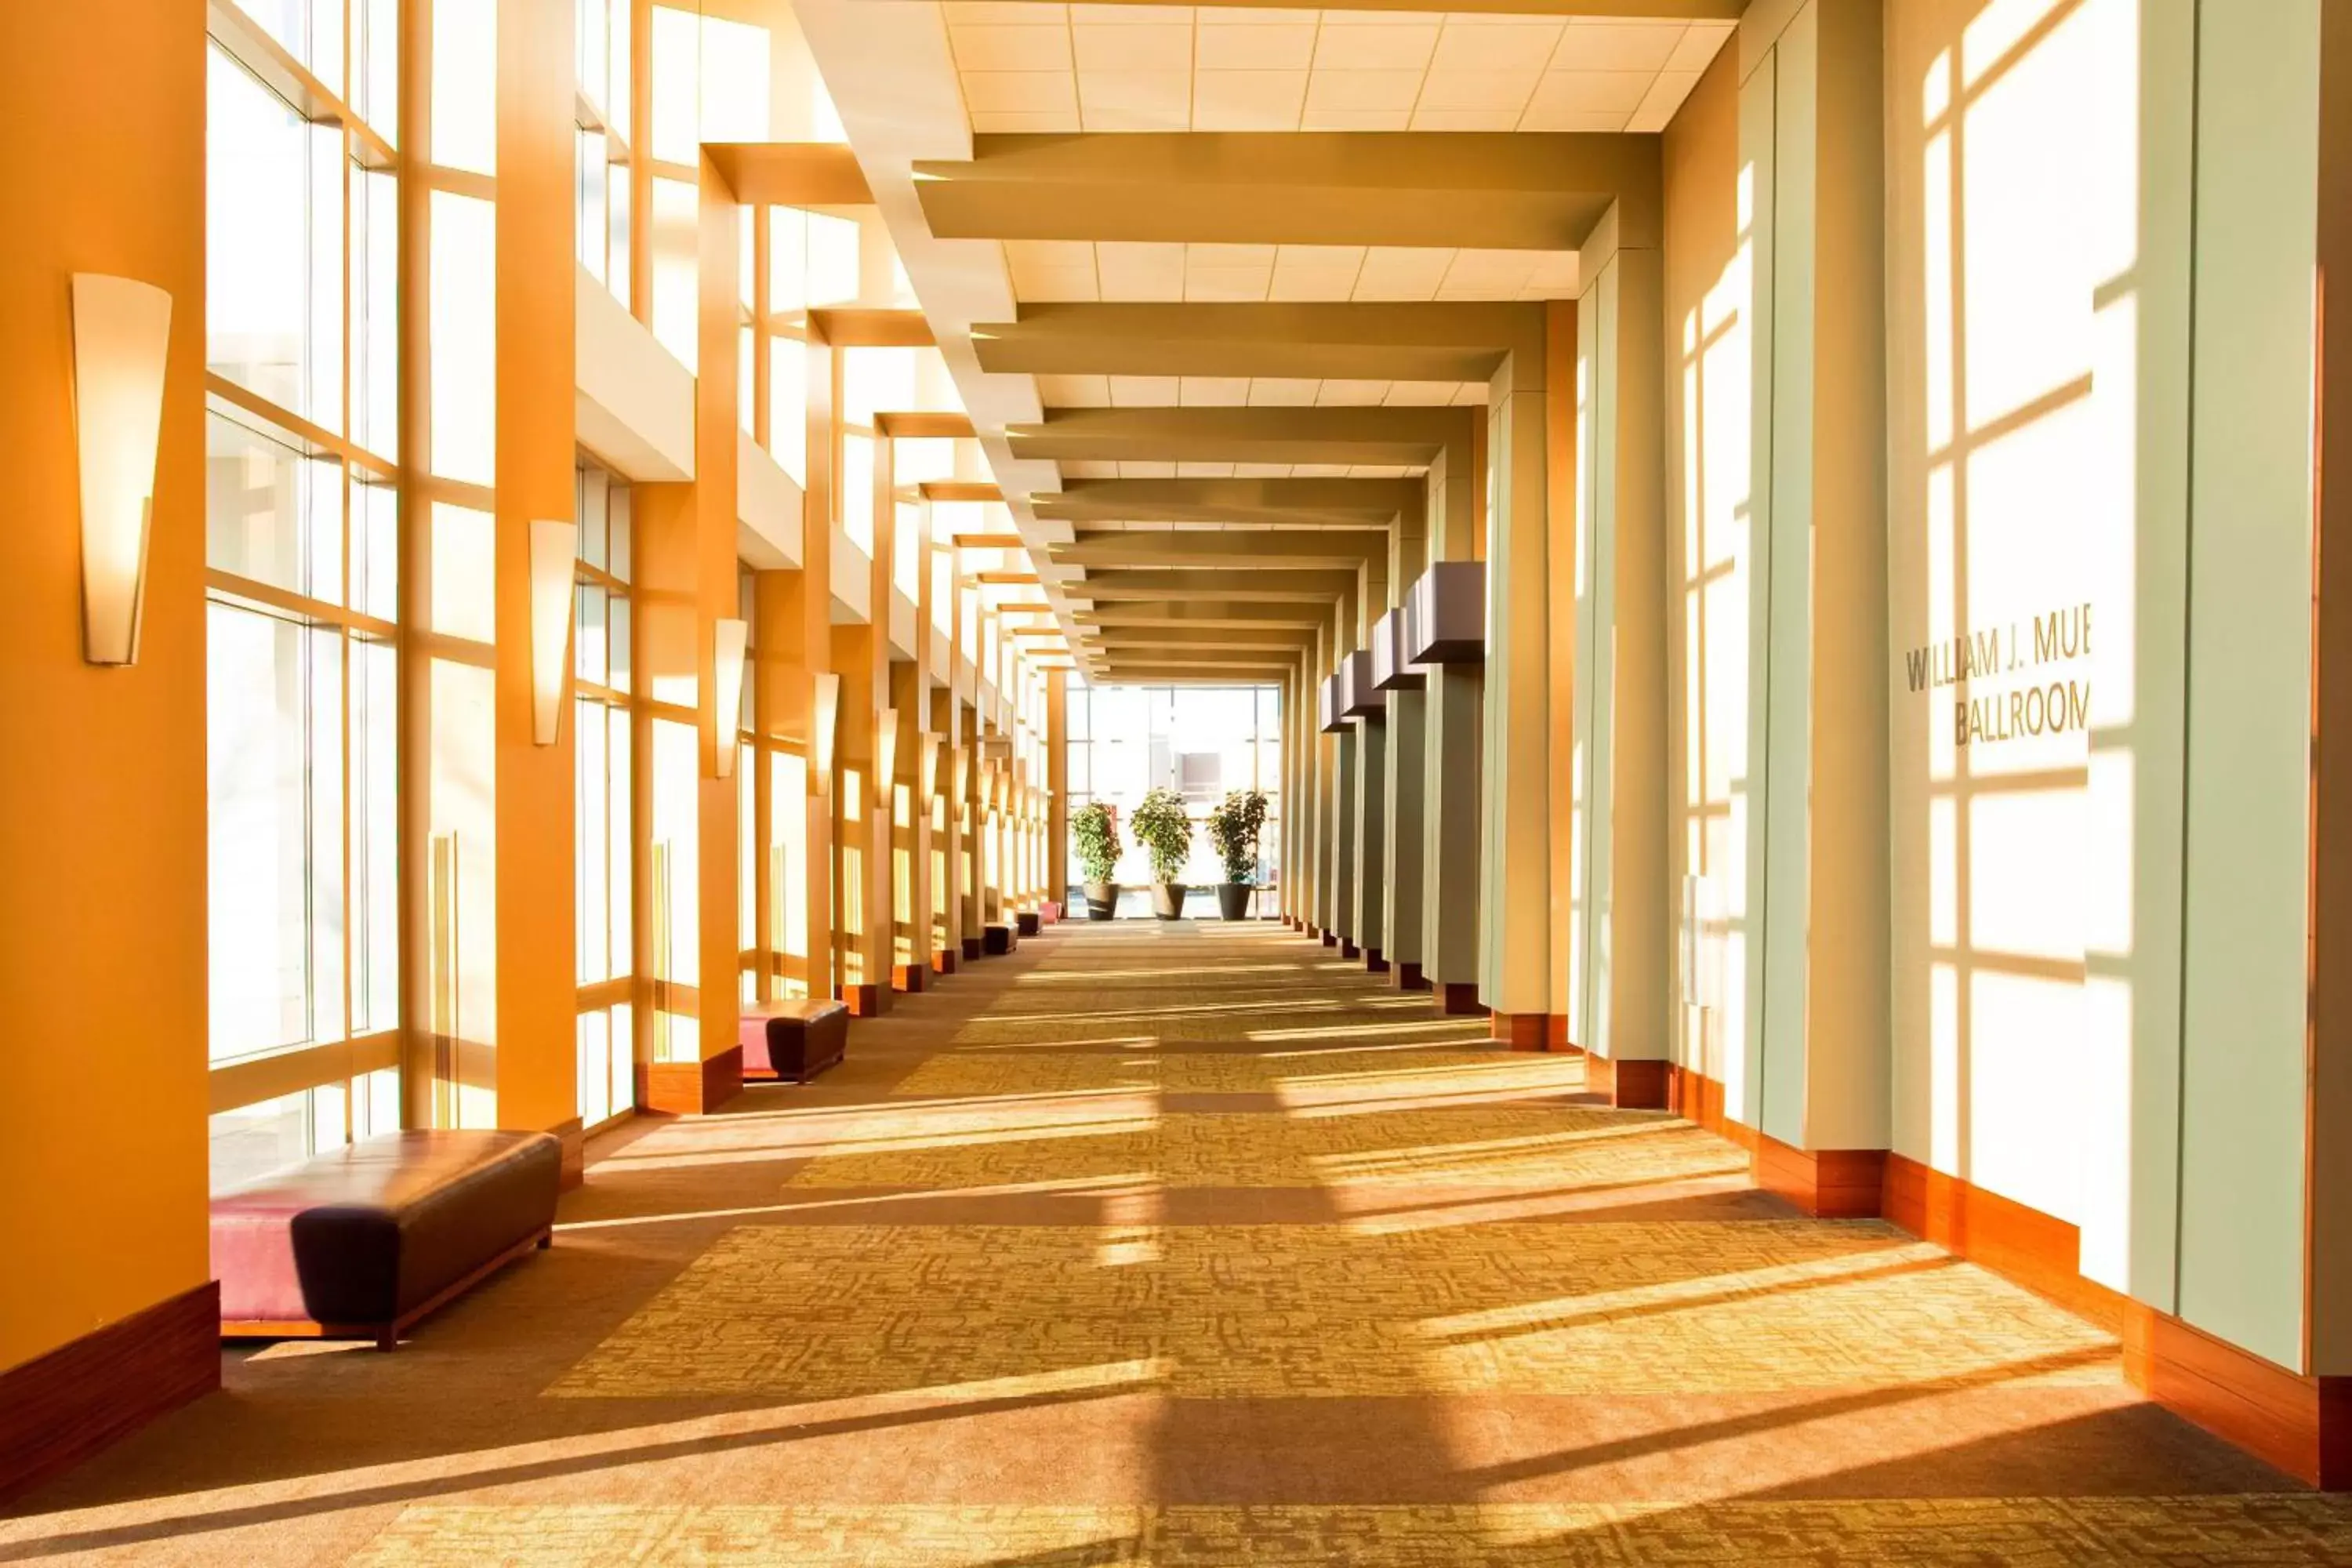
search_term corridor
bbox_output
[8,921,2349,1564]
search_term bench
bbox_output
[212,1129,561,1351]
[1014,910,1041,938]
[982,922,1016,956]
[741,997,848,1083]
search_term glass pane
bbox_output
[354,166,400,459]
[577,699,610,984]
[701,16,771,141]
[650,3,700,164]
[358,0,400,143]
[578,126,609,281]
[609,154,633,308]
[652,176,699,372]
[431,0,498,175]
[205,412,340,602]
[354,472,399,622]
[577,1008,612,1127]
[207,606,313,1060]
[609,713,633,975]
[610,1003,637,1115]
[429,191,498,487]
[808,212,859,306]
[358,1066,402,1137]
[308,629,346,1038]
[608,482,633,582]
[608,0,632,140]
[768,336,808,484]
[842,432,874,552]
[206,47,313,417]
[768,208,807,314]
[209,1091,312,1192]
[354,637,401,1033]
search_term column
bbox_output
[1352,554,1389,968]
[1381,468,1436,988]
[1421,439,1486,1014]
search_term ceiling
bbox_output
[797,0,1733,687]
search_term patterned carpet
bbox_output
[5,920,2347,1564]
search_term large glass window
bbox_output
[1062,682,1283,917]
[575,466,637,1129]
[576,0,633,306]
[205,0,404,1190]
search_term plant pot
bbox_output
[1216,884,1254,920]
[1083,881,1119,920]
[1150,883,1188,920]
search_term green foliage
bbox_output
[1130,786,1195,884]
[1071,800,1122,884]
[1205,789,1269,884]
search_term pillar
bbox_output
[1422,440,1485,1014]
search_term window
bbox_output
[1062,682,1284,912]
[576,0,633,306]
[575,466,637,1129]
[205,0,404,1190]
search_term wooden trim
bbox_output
[208,1030,403,1115]
[0,1281,219,1502]
[1547,1013,1572,1051]
[1879,1152,2125,1328]
[1490,1010,1546,1051]
[1586,1054,1669,1108]
[844,982,888,1017]
[891,961,929,993]
[880,411,976,439]
[206,373,397,481]
[2121,1305,2352,1486]
[221,1227,552,1352]
[206,569,401,641]
[637,1046,744,1116]
[1391,960,1430,992]
[1755,1132,1886,1220]
[1436,981,1485,1016]
[1363,946,1390,975]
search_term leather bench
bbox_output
[741,997,848,1083]
[1015,910,1041,938]
[212,1129,561,1350]
[983,922,1015,956]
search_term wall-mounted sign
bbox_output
[1903,601,2092,747]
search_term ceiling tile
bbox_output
[1316,379,1390,406]
[1430,18,1563,72]
[947,2,1065,24]
[1232,462,1294,479]
[1175,461,1235,477]
[1185,268,1272,302]
[1190,242,1278,267]
[1554,20,1687,74]
[1304,69,1425,114]
[1412,108,1521,131]
[1118,459,1178,477]
[1290,463,1352,478]
[1664,19,1737,74]
[1196,21,1315,70]
[1626,69,1701,132]
[1096,241,1186,299]
[1036,373,1111,407]
[1526,70,1653,115]
[1059,459,1117,478]
[1010,264,1099,301]
[1179,376,1251,405]
[1451,383,1488,405]
[963,71,1080,113]
[949,24,1073,72]
[1080,69,1192,130]
[1517,105,1628,132]
[1074,24,1193,71]
[1352,246,1454,301]
[1313,22,1440,71]
[1298,107,1412,131]
[1414,69,1541,113]
[1109,375,1181,406]
[1006,238,1094,267]
[1381,382,1459,406]
[1247,379,1323,406]
[1193,69,1307,129]
[970,109,1084,132]
[1071,2,1191,21]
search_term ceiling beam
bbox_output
[1072,568,1359,602]
[1073,603,1325,628]
[705,143,872,205]
[1035,475,1418,529]
[972,302,1544,383]
[920,480,1001,503]
[1008,404,1475,468]
[811,308,933,348]
[1051,529,1388,570]
[915,132,1655,252]
[876,411,975,438]
[961,0,1737,14]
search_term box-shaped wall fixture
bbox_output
[1318,673,1345,734]
[72,274,173,666]
[1405,561,1486,664]
[1370,608,1422,691]
[1340,649,1383,720]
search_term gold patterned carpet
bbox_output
[5,920,2346,1564]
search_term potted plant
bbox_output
[1072,801,1123,920]
[1131,786,1195,920]
[1205,789,1269,920]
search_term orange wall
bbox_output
[0,0,212,1370]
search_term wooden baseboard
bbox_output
[2121,1306,2352,1486]
[1490,1011,1547,1052]
[844,982,887,1018]
[1322,932,1338,948]
[931,949,957,975]
[891,962,928,993]
[639,1046,743,1116]
[1436,981,1485,1017]
[1391,960,1430,992]
[552,1116,586,1192]
[1756,1132,1886,1219]
[1364,946,1390,975]
[1585,1054,1669,1107]
[961,936,983,962]
[1548,1014,1573,1052]
[1,1280,220,1502]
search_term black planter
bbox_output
[1150,883,1187,920]
[1083,881,1119,920]
[1216,884,1254,920]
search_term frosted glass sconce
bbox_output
[811,671,841,792]
[72,274,172,666]
[529,519,578,745]
[713,618,749,778]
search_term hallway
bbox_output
[8,921,2349,1564]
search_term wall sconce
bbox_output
[874,707,899,797]
[811,671,841,793]
[528,518,578,746]
[920,731,944,797]
[712,618,749,778]
[72,274,173,666]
